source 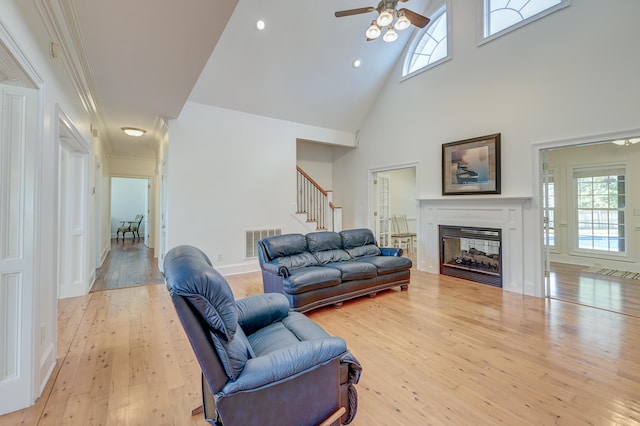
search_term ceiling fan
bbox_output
[335,0,430,42]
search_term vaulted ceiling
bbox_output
[17,0,432,157]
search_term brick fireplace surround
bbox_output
[418,197,531,295]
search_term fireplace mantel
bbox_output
[418,196,531,294]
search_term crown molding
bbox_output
[34,0,113,152]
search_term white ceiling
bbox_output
[18,0,432,157]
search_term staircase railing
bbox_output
[296,166,342,231]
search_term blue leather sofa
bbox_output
[258,228,412,313]
[164,245,362,425]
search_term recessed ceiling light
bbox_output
[255,19,265,31]
[353,58,362,68]
[122,127,146,137]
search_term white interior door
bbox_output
[373,173,391,246]
[542,150,552,297]
[0,84,38,414]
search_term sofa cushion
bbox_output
[325,261,377,281]
[261,233,308,259]
[345,244,381,259]
[356,255,413,275]
[307,231,351,265]
[283,267,341,294]
[270,252,320,270]
[340,228,382,259]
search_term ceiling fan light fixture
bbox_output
[629,137,640,144]
[394,11,411,30]
[366,21,382,39]
[383,26,398,42]
[377,8,394,27]
[122,127,146,137]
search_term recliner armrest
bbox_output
[236,293,290,335]
[380,247,403,257]
[219,337,347,395]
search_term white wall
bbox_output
[167,102,356,274]
[332,0,640,295]
[296,139,335,190]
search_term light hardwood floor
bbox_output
[549,262,640,318]
[2,270,639,425]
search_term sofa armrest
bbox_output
[236,293,290,335]
[220,337,347,395]
[380,247,403,257]
[260,261,290,278]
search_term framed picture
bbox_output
[442,133,501,195]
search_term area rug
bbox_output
[585,266,640,280]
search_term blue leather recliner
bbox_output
[164,245,362,426]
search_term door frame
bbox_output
[532,128,640,298]
[369,162,419,248]
[0,20,45,415]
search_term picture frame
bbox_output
[442,133,501,195]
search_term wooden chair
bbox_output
[116,214,144,241]
[391,214,416,256]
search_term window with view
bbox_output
[483,0,569,40]
[402,4,449,79]
[574,167,626,253]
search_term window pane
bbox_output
[574,168,626,254]
[403,7,448,77]
[484,0,565,38]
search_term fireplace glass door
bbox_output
[439,226,502,287]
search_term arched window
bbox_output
[483,0,570,41]
[402,5,449,79]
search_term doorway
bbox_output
[57,108,92,299]
[541,136,640,317]
[91,177,162,291]
[110,177,148,243]
[371,165,418,262]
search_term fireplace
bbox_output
[439,225,502,287]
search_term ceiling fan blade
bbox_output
[400,8,431,28]
[335,7,376,18]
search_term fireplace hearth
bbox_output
[439,225,502,287]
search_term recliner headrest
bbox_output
[164,245,238,341]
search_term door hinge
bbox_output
[543,216,549,224]
[544,270,551,278]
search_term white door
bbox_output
[373,173,391,246]
[0,85,38,413]
[542,151,553,297]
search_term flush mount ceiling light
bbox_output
[335,0,431,42]
[611,137,640,146]
[122,127,146,137]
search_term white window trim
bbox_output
[477,0,570,46]
[400,1,451,82]
[567,162,631,261]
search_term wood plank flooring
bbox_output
[549,262,640,318]
[91,239,164,292]
[2,268,639,425]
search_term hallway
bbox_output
[91,239,163,292]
